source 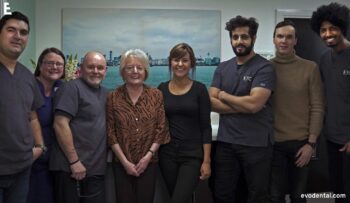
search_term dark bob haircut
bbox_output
[34,47,66,79]
[168,42,196,79]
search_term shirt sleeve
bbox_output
[31,77,44,110]
[106,92,118,146]
[198,83,212,144]
[308,64,325,136]
[53,81,79,117]
[210,66,222,89]
[153,89,170,145]
[251,63,276,91]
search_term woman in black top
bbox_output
[158,43,212,203]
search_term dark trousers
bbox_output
[270,140,309,203]
[113,162,157,203]
[0,167,31,203]
[213,141,272,203]
[327,141,350,203]
[27,163,54,203]
[53,171,105,203]
[159,141,202,203]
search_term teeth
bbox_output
[326,37,335,41]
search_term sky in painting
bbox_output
[62,8,221,61]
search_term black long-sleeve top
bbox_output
[158,80,212,144]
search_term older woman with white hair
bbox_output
[106,49,170,203]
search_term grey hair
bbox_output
[120,49,150,80]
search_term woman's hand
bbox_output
[199,161,211,180]
[135,152,152,175]
[122,160,139,177]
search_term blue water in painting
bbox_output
[102,66,217,90]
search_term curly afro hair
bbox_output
[310,2,350,36]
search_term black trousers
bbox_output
[53,171,105,203]
[213,141,272,203]
[270,140,309,203]
[113,162,157,203]
[327,141,350,203]
[159,141,202,203]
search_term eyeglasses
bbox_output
[76,176,104,198]
[42,61,64,68]
[124,65,145,73]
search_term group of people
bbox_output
[0,11,211,203]
[0,2,349,203]
[209,2,349,203]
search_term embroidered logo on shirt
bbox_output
[243,76,252,82]
[343,70,350,76]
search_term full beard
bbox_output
[232,43,254,57]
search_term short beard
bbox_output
[323,36,341,48]
[232,43,254,57]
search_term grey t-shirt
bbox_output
[0,62,43,175]
[211,54,275,147]
[319,47,350,144]
[50,78,108,175]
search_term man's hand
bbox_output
[218,91,227,101]
[295,144,314,167]
[70,161,86,180]
[339,140,350,154]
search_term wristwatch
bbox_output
[34,144,48,154]
[306,141,316,149]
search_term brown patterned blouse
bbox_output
[107,84,170,164]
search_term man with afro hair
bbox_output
[311,3,350,202]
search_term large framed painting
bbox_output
[62,8,221,89]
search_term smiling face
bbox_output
[231,26,255,57]
[39,52,65,82]
[320,21,344,48]
[273,25,297,56]
[80,52,107,88]
[121,56,146,86]
[0,19,29,59]
[170,52,192,79]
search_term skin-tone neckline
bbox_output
[0,52,17,74]
[36,75,56,97]
[125,83,144,105]
[168,77,193,96]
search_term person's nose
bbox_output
[92,67,99,73]
[132,66,138,73]
[325,29,332,37]
[237,36,244,42]
[281,36,287,42]
[13,30,22,39]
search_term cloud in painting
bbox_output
[63,8,221,61]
